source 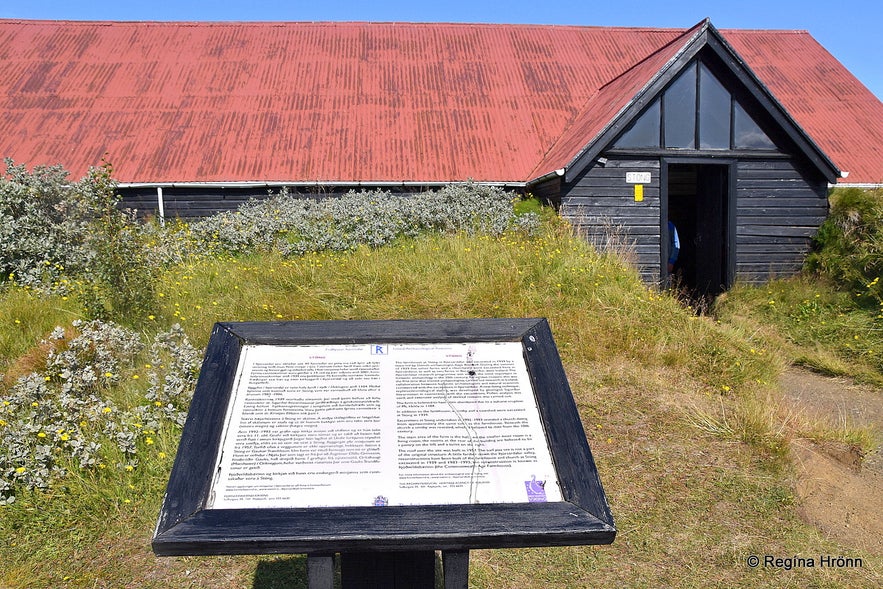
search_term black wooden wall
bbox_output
[554,155,828,286]
[734,159,828,282]
[120,186,282,219]
[557,158,663,283]
[119,185,479,219]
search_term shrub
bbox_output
[0,320,199,505]
[185,182,529,256]
[0,160,94,289]
[806,187,883,305]
[0,160,157,325]
[72,164,158,324]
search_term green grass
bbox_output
[716,277,883,386]
[0,288,82,377]
[1,220,881,587]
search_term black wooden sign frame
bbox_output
[152,318,615,556]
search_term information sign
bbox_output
[209,341,562,509]
[152,318,615,557]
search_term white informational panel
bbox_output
[208,341,562,509]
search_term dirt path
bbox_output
[780,368,883,556]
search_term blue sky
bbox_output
[3,0,881,100]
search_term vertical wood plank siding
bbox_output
[734,159,828,282]
[559,159,662,282]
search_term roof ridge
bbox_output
[597,19,707,93]
[722,27,810,34]
[0,18,703,31]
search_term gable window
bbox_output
[613,60,776,151]
[733,101,776,149]
[613,101,660,149]
[698,63,731,148]
[664,64,697,148]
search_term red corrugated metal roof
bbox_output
[1,20,881,184]
[725,30,883,184]
[530,23,705,179]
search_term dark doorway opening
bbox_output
[665,162,732,303]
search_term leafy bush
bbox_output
[184,182,533,256]
[806,187,883,305]
[0,160,95,288]
[73,164,159,324]
[0,320,199,505]
[0,160,157,324]
[2,162,533,305]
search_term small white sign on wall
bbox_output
[625,171,652,184]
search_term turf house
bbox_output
[2,18,882,293]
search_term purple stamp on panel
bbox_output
[524,475,547,503]
[373,495,388,507]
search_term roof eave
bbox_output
[117,180,529,190]
[703,24,840,183]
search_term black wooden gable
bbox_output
[559,20,840,185]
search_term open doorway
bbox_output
[665,162,733,303]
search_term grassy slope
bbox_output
[717,277,883,387]
[1,224,880,587]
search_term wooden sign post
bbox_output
[152,318,615,587]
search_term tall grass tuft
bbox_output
[0,288,82,378]
[806,186,883,306]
